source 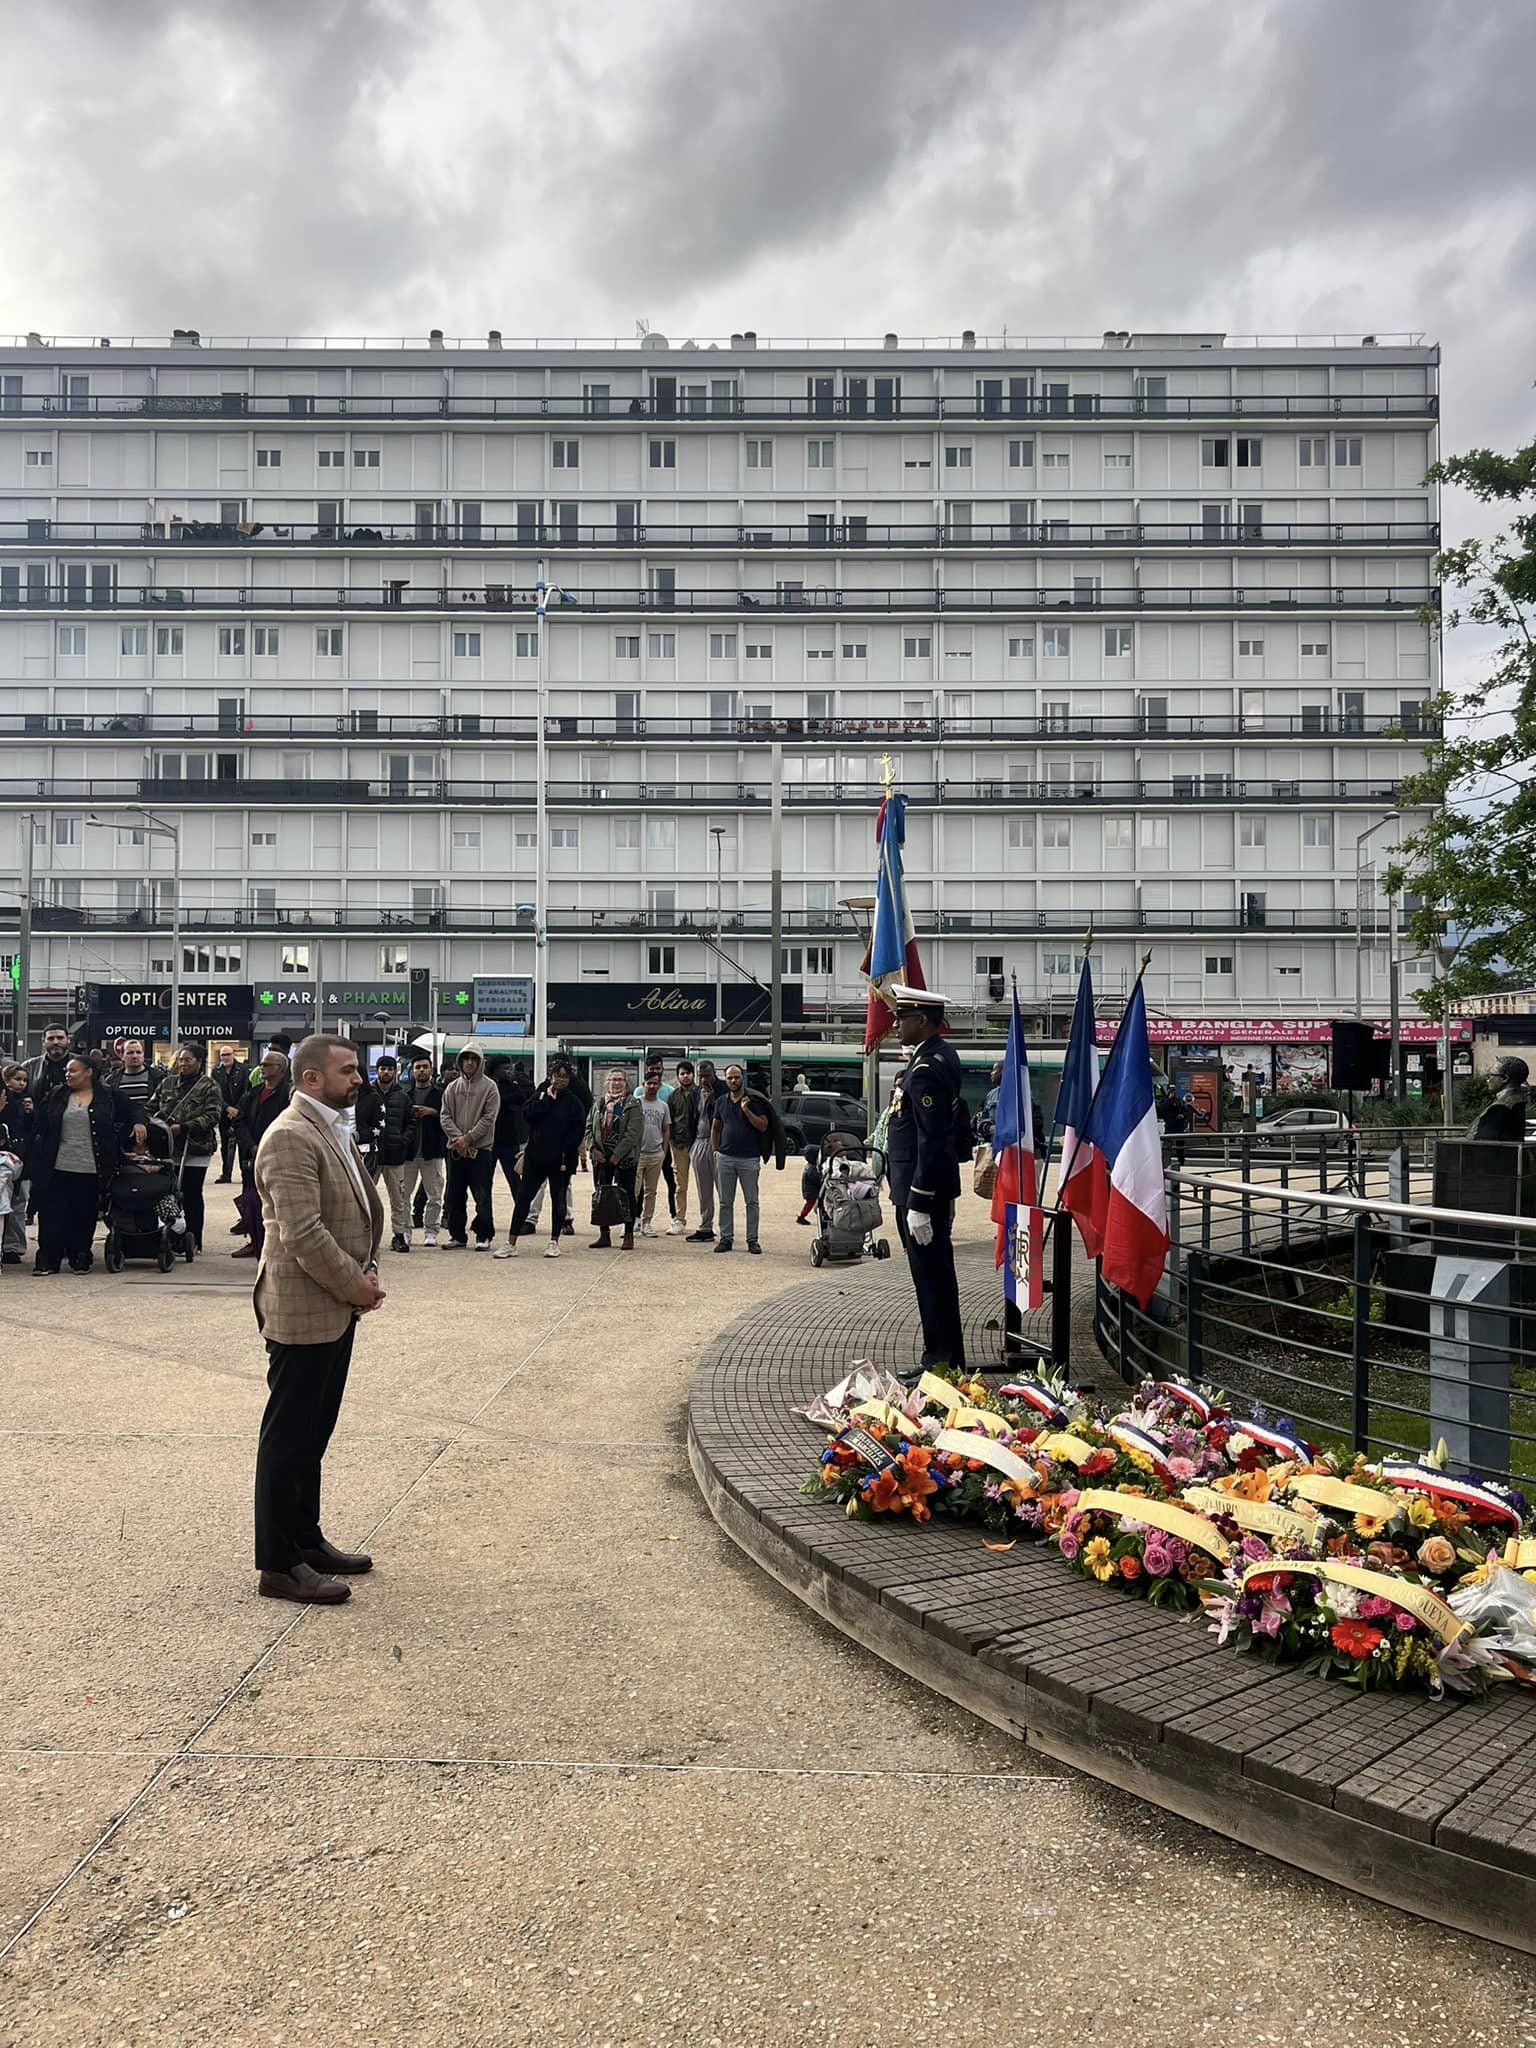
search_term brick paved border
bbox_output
[687,1253,1536,1953]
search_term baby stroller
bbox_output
[103,1122,196,1274]
[809,1134,888,1268]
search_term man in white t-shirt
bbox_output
[634,1071,670,1237]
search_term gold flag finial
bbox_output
[1082,927,1095,958]
[1141,947,1154,972]
[878,752,896,792]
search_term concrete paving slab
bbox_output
[0,1754,151,1940]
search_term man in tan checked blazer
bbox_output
[252,1034,386,1604]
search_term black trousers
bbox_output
[218,1116,239,1177]
[895,1199,965,1371]
[510,1158,571,1244]
[495,1141,524,1212]
[179,1160,209,1250]
[254,1320,358,1572]
[444,1151,495,1243]
[37,1169,100,1271]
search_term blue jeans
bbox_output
[2,1177,26,1258]
[714,1153,760,1247]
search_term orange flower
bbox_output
[1118,1554,1142,1582]
[865,1469,900,1513]
[1217,1466,1273,1504]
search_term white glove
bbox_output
[905,1208,935,1247]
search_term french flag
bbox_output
[1055,954,1107,1257]
[1082,979,1170,1309]
[863,793,926,1050]
[990,984,1043,1308]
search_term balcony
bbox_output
[0,580,1438,617]
[4,902,1370,940]
[0,774,1409,812]
[0,710,1442,746]
[0,517,1441,554]
[0,392,1439,425]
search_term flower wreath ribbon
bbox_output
[1033,1431,1097,1470]
[950,1406,1011,1438]
[1376,1461,1523,1531]
[1181,1485,1316,1545]
[1240,1559,1467,1644]
[933,1429,1039,1484]
[1286,1474,1398,1520]
[850,1400,921,1439]
[918,1372,966,1416]
[1073,1489,1231,1562]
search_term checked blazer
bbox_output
[252,1094,385,1345]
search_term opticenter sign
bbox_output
[87,983,255,1016]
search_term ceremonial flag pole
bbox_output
[991,974,1043,1320]
[1077,956,1171,1309]
[1052,933,1109,1257]
[861,755,927,1113]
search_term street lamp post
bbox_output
[87,806,181,1051]
[710,826,726,1035]
[532,559,549,1083]
[16,813,34,1057]
[1354,813,1403,1095]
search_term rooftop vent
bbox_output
[1361,334,1378,346]
[742,329,758,348]
[883,332,898,350]
[681,338,698,350]
[961,328,977,348]
[25,330,42,346]
[170,328,201,347]
[1101,329,1132,349]
[487,329,502,349]
[729,332,743,348]
[428,328,445,348]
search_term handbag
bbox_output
[591,1181,631,1227]
[972,1141,997,1199]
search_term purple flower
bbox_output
[1240,1535,1271,1562]
[1058,1529,1080,1562]
[1142,1540,1173,1578]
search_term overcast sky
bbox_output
[3,0,1531,669]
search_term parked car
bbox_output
[1256,1106,1354,1133]
[780,1091,868,1151]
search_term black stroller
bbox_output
[103,1122,196,1273]
[808,1133,889,1268]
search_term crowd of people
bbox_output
[0,1026,792,1275]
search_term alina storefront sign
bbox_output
[546,982,805,1028]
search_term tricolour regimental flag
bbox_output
[1081,979,1169,1309]
[990,983,1043,1308]
[1055,953,1107,1256]
[863,792,926,1051]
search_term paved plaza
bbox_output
[3,1173,1536,2046]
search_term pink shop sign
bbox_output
[1094,1016,1473,1047]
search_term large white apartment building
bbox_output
[0,326,1439,1052]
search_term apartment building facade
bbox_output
[0,326,1440,1051]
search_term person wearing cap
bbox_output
[884,985,966,1375]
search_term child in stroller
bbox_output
[103,1119,196,1273]
[804,1131,889,1268]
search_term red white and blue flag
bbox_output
[1081,978,1170,1308]
[1055,953,1107,1257]
[990,983,1043,1309]
[864,792,926,1051]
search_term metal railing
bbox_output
[0,330,1432,352]
[1094,1147,1536,1485]
[2,580,1439,616]
[0,516,1441,552]
[0,710,1440,746]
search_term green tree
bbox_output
[1389,437,1536,1017]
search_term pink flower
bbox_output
[1167,1455,1199,1484]
[1163,1537,1189,1566]
[1240,1535,1271,1562]
[1142,1541,1173,1578]
[1358,1595,1394,1620]
[1058,1529,1080,1562]
[1394,1609,1416,1632]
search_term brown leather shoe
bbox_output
[258,1562,351,1604]
[299,1538,373,1575]
[231,1243,259,1259]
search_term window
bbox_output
[580,381,611,416]
[354,447,381,469]
[1200,437,1230,468]
[57,625,85,655]
[647,943,677,975]
[841,640,868,659]
[379,944,409,975]
[645,817,676,851]
[1298,436,1327,466]
[1236,437,1263,467]
[1042,952,1075,976]
[1104,816,1133,848]
[807,644,833,661]
[1007,634,1035,658]
[745,439,773,468]
[1334,436,1363,466]
[1239,816,1267,847]
[1238,635,1264,656]
[54,815,79,845]
[0,374,21,412]
[1043,627,1070,658]
[1300,638,1329,657]
[709,631,738,658]
[514,826,536,848]
[156,625,184,655]
[452,630,482,657]
[1042,450,1069,471]
[614,633,640,658]
[944,444,973,469]
[1275,963,1303,984]
[317,447,344,467]
[648,438,676,469]
[903,635,932,657]
[255,447,281,468]
[316,627,343,656]
[807,439,834,468]
[279,944,310,975]
[218,625,246,655]
[552,439,578,469]
[1103,626,1132,657]
[253,626,280,655]
[1104,451,1132,471]
[1302,815,1333,847]
[120,625,147,655]
[452,828,481,848]
[548,824,578,850]
[515,630,539,656]
[1204,955,1234,976]
[250,830,277,847]
[647,631,676,657]
[745,640,772,660]
[1140,817,1169,849]
[1007,438,1035,468]
[614,817,640,850]
[1007,817,1035,850]
[24,447,52,468]
[1041,818,1071,850]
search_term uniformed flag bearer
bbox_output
[883,985,967,1378]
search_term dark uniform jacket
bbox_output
[886,1034,964,1216]
[357,1079,418,1167]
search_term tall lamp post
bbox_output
[87,805,181,1051]
[1354,813,1403,1096]
[16,812,34,1057]
[710,826,726,1035]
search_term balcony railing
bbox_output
[2,580,1439,616]
[4,903,1370,939]
[0,710,1442,745]
[0,392,1439,424]
[0,774,1410,811]
[0,517,1441,553]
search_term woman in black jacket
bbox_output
[26,1054,142,1274]
[1,1061,34,1265]
[496,1068,587,1259]
[231,1051,291,1258]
